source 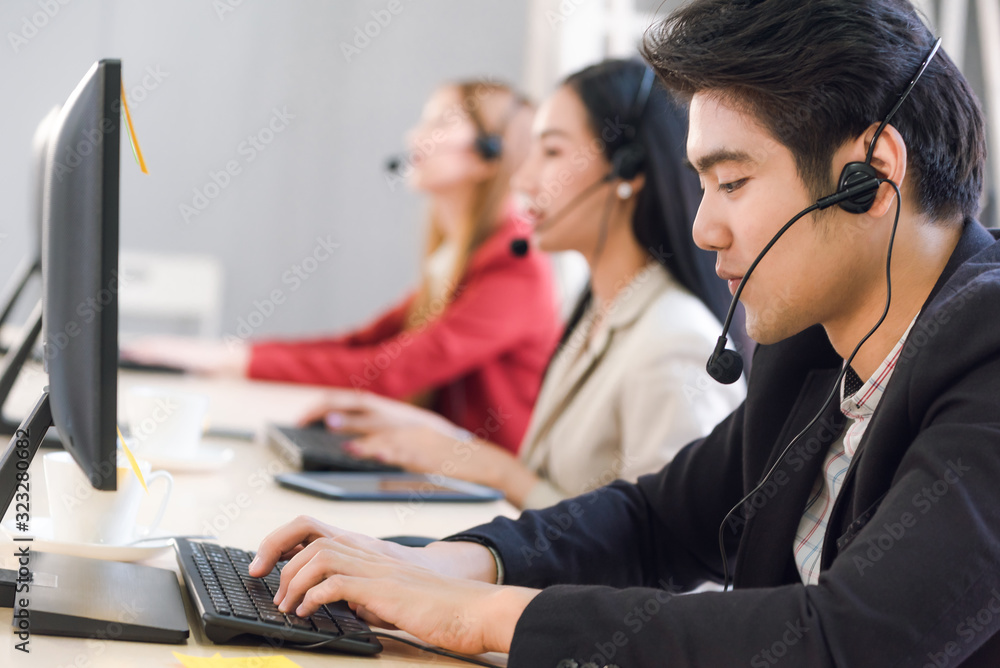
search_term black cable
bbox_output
[295,630,504,667]
[591,186,618,265]
[865,38,942,165]
[717,179,903,592]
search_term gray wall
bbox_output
[2,0,994,344]
[0,0,529,339]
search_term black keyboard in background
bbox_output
[269,424,403,473]
[118,357,187,374]
[174,538,382,655]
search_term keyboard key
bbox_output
[322,601,354,615]
[260,611,286,625]
[312,616,342,635]
[286,614,314,631]
[246,581,270,595]
[338,618,366,633]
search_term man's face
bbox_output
[687,92,868,344]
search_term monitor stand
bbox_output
[0,255,40,348]
[4,551,190,644]
[0,392,189,644]
[0,302,61,447]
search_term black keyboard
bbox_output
[174,538,382,655]
[268,424,403,473]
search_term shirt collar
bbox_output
[840,316,919,419]
[575,261,669,356]
[602,261,675,330]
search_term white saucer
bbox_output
[137,445,235,473]
[0,518,175,563]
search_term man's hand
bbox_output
[248,515,537,654]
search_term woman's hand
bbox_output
[248,516,537,654]
[121,336,249,377]
[297,389,458,435]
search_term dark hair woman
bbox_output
[301,60,746,508]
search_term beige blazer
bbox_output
[518,264,746,509]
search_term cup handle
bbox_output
[138,470,173,538]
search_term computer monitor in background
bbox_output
[0,106,61,439]
[0,106,58,333]
[0,59,122,514]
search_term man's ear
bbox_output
[863,123,908,218]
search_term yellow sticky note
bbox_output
[172,652,303,668]
[120,79,148,173]
[117,425,148,494]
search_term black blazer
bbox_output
[454,221,1000,667]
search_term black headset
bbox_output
[466,90,529,162]
[610,65,656,181]
[510,65,657,258]
[707,37,944,385]
[385,86,528,173]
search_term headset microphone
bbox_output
[385,154,406,174]
[510,238,530,257]
[509,174,613,257]
[384,149,468,174]
[705,37,943,385]
[511,66,656,259]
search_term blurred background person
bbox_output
[124,81,560,452]
[298,60,748,509]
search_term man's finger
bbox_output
[250,515,335,577]
[280,540,397,614]
[275,534,381,607]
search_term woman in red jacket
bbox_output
[124,81,560,452]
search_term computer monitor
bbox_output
[0,65,189,642]
[42,59,121,489]
[0,106,61,440]
[0,58,122,518]
[0,105,58,332]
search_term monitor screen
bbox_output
[41,59,121,491]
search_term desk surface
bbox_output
[1,363,516,666]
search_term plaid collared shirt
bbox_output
[792,317,918,585]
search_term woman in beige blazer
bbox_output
[298,60,747,508]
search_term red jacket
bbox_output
[248,217,560,453]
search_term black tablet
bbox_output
[274,472,504,502]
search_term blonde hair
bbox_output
[405,81,533,330]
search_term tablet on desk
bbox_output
[275,472,503,502]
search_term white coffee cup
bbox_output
[126,386,209,458]
[43,450,173,545]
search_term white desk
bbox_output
[1,363,516,666]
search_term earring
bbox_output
[616,182,633,200]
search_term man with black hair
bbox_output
[250,1,1000,665]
